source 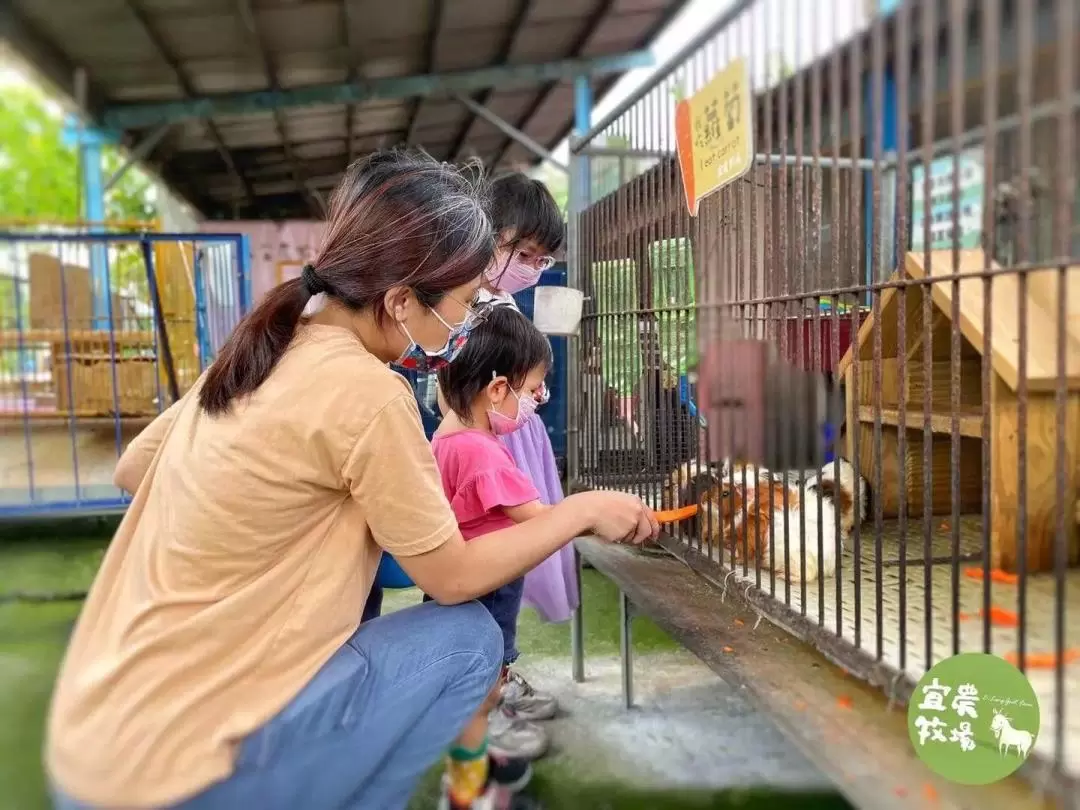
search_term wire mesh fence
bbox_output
[568,0,1078,799]
[0,231,250,517]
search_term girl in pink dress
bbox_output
[429,305,556,808]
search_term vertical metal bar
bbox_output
[56,244,81,501]
[1051,0,1074,773]
[980,0,999,657]
[10,243,35,503]
[829,0,843,636]
[778,13,791,606]
[746,12,761,591]
[894,0,911,671]
[763,15,775,599]
[193,247,211,371]
[140,239,180,407]
[620,589,634,710]
[794,7,808,609]
[810,3,825,625]
[1015,0,1034,675]
[920,0,936,670]
[948,0,965,658]
[571,545,585,683]
[569,74,592,683]
[870,3,885,662]
[849,0,864,651]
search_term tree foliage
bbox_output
[0,79,159,338]
[0,82,157,223]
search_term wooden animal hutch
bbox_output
[838,248,1080,574]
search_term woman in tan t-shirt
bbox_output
[45,150,658,810]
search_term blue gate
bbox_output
[0,231,250,518]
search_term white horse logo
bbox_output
[990,710,1034,758]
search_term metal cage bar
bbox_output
[566,0,1080,802]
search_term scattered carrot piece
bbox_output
[979,606,1019,628]
[733,618,745,627]
[722,646,734,653]
[652,504,699,524]
[963,567,1019,585]
[837,695,853,710]
[957,611,973,621]
[938,520,950,531]
[922,783,940,805]
[1004,649,1080,669]
[893,786,909,798]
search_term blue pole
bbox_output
[83,139,110,330]
[573,77,592,203]
[64,116,115,330]
[863,68,898,295]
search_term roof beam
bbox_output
[341,0,364,169]
[234,0,322,218]
[488,0,615,169]
[403,0,444,148]
[447,0,531,165]
[453,93,567,172]
[102,50,655,130]
[123,0,256,208]
[0,2,107,122]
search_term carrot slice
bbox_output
[653,504,700,524]
[1004,649,1080,669]
[963,567,1019,585]
[979,606,1019,627]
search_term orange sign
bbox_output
[674,57,755,216]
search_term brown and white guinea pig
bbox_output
[663,457,869,584]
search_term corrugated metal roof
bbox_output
[3,0,689,219]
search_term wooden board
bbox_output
[577,537,1057,810]
[904,250,1080,393]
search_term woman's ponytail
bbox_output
[197,276,313,415]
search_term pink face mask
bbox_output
[488,375,539,435]
[484,248,553,294]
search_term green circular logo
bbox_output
[908,653,1040,784]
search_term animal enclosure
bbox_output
[0,230,250,517]
[566,0,1080,803]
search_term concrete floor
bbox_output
[517,651,834,793]
[384,584,836,799]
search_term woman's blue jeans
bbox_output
[52,600,503,810]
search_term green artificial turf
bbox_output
[0,521,849,810]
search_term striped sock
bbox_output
[446,738,489,806]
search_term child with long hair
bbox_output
[429,305,554,809]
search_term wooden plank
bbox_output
[856,405,982,437]
[0,329,157,347]
[843,366,856,464]
[904,250,1080,393]
[575,538,1056,810]
[990,378,1080,573]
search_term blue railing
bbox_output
[0,231,250,518]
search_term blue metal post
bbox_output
[64,117,118,330]
[863,68,898,293]
[574,77,593,205]
[238,234,253,314]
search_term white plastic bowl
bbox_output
[532,286,584,336]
